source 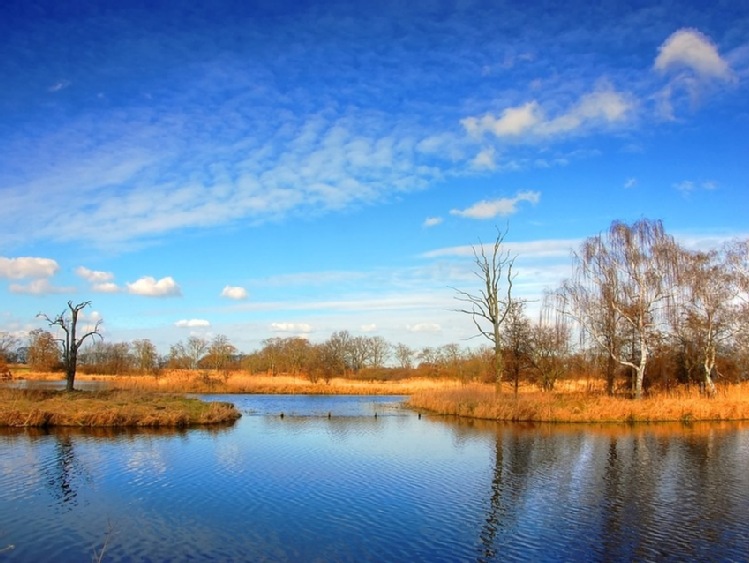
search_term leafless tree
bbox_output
[561,219,677,399]
[672,245,746,396]
[453,226,517,393]
[132,339,159,375]
[529,293,571,392]
[38,301,103,391]
[393,343,414,369]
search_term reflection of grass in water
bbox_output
[0,388,241,427]
[409,382,749,423]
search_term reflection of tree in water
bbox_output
[43,433,90,511]
[477,426,539,563]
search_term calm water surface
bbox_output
[1,394,749,562]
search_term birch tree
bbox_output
[562,219,677,399]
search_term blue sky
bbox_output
[1,0,748,354]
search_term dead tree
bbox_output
[39,301,103,392]
[453,226,517,393]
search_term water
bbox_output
[1,394,749,562]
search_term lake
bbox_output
[1,394,749,562]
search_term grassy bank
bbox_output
[0,388,241,428]
[89,371,457,395]
[408,383,749,423]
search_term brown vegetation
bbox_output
[408,381,749,423]
[86,369,458,395]
[0,388,241,428]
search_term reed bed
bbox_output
[90,371,459,395]
[408,382,749,423]
[0,388,241,428]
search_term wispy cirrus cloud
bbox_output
[175,319,210,328]
[461,87,635,141]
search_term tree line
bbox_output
[2,219,747,397]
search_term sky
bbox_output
[1,0,748,355]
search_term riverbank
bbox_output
[85,371,457,395]
[408,383,749,423]
[10,369,749,423]
[0,388,241,428]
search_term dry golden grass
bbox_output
[86,370,460,395]
[0,388,241,428]
[14,368,749,423]
[408,382,749,423]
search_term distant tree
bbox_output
[529,294,571,392]
[393,343,415,369]
[0,332,20,363]
[27,329,62,371]
[167,341,191,370]
[185,336,208,370]
[38,301,103,391]
[349,336,371,372]
[203,335,237,380]
[501,301,533,396]
[453,226,517,393]
[366,336,391,369]
[132,339,159,375]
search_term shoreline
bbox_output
[6,370,749,425]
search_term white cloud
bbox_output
[463,102,541,138]
[221,285,248,300]
[75,266,115,283]
[624,178,638,189]
[423,217,443,228]
[407,323,441,333]
[470,147,497,170]
[450,190,540,220]
[9,278,72,295]
[271,322,312,333]
[175,319,210,328]
[461,87,633,141]
[127,276,181,297]
[655,28,732,81]
[92,282,121,294]
[361,324,377,332]
[0,257,59,279]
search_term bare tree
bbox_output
[0,332,20,363]
[673,245,744,396]
[393,343,415,369]
[529,293,571,392]
[132,339,159,375]
[185,336,208,370]
[453,226,517,393]
[366,336,391,369]
[38,301,103,392]
[562,219,677,399]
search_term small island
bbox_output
[0,387,241,428]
